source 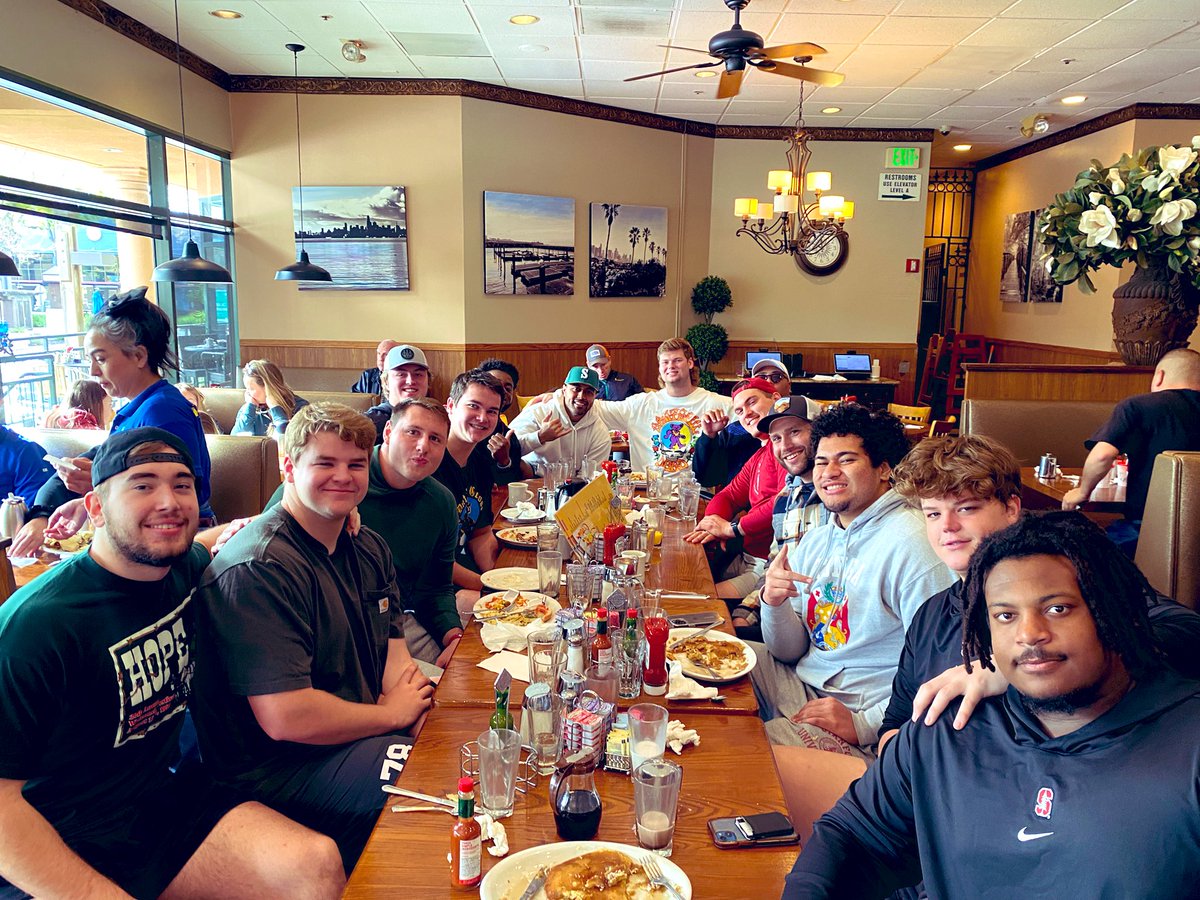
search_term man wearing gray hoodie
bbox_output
[509,366,613,477]
[753,404,954,760]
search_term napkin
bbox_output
[666,719,700,754]
[476,650,530,682]
[665,660,719,700]
[480,621,535,653]
[474,813,509,857]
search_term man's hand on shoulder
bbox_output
[911,661,1007,730]
[377,663,433,730]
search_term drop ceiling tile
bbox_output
[1134,72,1200,101]
[471,6,578,36]
[179,28,296,56]
[900,67,1003,90]
[999,0,1125,18]
[721,113,794,125]
[508,79,586,97]
[579,7,672,40]
[583,78,661,98]
[1105,48,1200,76]
[655,97,730,115]
[795,101,875,117]
[781,0,899,14]
[770,14,887,46]
[933,45,1038,71]
[368,3,477,32]
[843,43,951,69]
[409,55,503,77]
[173,0,272,33]
[1016,48,1126,75]
[1158,24,1200,48]
[1058,19,1193,51]
[721,98,803,116]
[579,35,671,62]
[487,35,580,59]
[672,11,781,43]
[883,86,971,104]
[804,115,856,126]
[1107,0,1200,20]
[808,85,893,103]
[936,104,1014,122]
[257,1,384,35]
[892,0,1011,14]
[497,58,581,79]
[864,16,989,46]
[733,80,816,100]
[961,18,1092,47]
[862,102,944,120]
[582,58,670,80]
[659,79,732,100]
[464,0,570,5]
[391,31,492,55]
[849,114,933,126]
[238,53,349,77]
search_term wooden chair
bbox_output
[928,416,958,437]
[0,538,18,606]
[887,403,932,427]
[516,394,534,412]
[916,333,946,407]
[944,333,988,417]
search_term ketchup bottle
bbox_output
[642,612,670,696]
[450,777,482,889]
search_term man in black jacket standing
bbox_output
[783,512,1200,899]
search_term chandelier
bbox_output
[734,83,853,269]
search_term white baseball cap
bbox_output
[385,344,429,370]
[751,357,790,380]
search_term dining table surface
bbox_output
[1020,466,1126,511]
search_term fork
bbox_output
[641,854,685,900]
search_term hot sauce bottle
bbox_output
[642,612,670,696]
[590,607,613,668]
[450,776,482,889]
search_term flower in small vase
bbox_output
[1080,206,1120,249]
[1150,198,1197,237]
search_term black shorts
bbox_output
[0,765,241,900]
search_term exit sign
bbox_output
[886,147,920,168]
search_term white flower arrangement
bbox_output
[1038,137,1200,293]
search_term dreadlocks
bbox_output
[962,510,1163,680]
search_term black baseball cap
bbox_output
[756,396,811,436]
[92,427,195,488]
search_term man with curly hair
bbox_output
[753,403,954,759]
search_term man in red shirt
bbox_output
[685,378,786,599]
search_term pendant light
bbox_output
[153,0,232,284]
[275,43,332,282]
[0,250,19,277]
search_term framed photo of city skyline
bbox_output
[292,185,409,291]
[483,191,575,295]
[588,202,667,298]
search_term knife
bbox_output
[667,618,725,649]
[380,785,456,809]
[519,867,548,900]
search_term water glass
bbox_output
[537,550,562,599]
[633,757,683,857]
[584,663,619,705]
[522,683,565,776]
[645,464,664,497]
[620,550,648,578]
[619,635,645,699]
[643,504,666,535]
[536,522,560,552]
[628,703,669,771]
[614,475,635,509]
[566,569,592,614]
[678,483,701,520]
[527,629,563,687]
[477,728,522,818]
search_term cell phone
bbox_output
[708,813,800,848]
[43,453,80,472]
[668,612,720,628]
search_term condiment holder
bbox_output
[459,740,539,795]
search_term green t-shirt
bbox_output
[0,544,211,842]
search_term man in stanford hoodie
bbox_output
[783,512,1200,899]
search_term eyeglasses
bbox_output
[759,371,787,383]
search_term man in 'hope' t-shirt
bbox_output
[0,426,342,900]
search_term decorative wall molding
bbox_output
[713,125,935,142]
[975,103,1200,171]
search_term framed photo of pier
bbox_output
[293,186,409,291]
[588,203,667,297]
[999,210,1031,303]
[483,191,575,295]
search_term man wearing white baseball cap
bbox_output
[367,344,432,442]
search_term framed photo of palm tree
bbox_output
[588,203,667,297]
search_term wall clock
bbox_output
[795,231,849,276]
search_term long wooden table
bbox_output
[1020,466,1126,511]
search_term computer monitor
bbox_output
[746,350,782,373]
[834,353,872,380]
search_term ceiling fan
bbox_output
[624,0,845,100]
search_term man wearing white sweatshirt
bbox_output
[509,366,612,477]
[753,403,954,760]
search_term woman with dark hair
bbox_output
[11,286,214,555]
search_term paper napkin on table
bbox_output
[665,660,718,700]
[480,621,534,653]
[476,650,530,683]
[666,719,700,754]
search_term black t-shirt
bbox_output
[0,544,210,842]
[1088,388,1200,519]
[191,505,402,789]
[433,441,496,557]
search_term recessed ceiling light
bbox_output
[1061,95,1087,105]
[821,106,841,114]
[208,9,242,19]
[102,147,123,153]
[519,43,549,53]
[695,70,717,78]
[953,144,972,151]
[509,14,540,25]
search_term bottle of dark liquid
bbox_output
[550,749,603,841]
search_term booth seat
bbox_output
[960,399,1115,467]
[201,388,379,434]
[17,428,280,523]
[1135,451,1200,610]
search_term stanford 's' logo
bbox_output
[1034,787,1054,820]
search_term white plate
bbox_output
[667,628,757,683]
[500,507,546,523]
[481,567,542,592]
[480,840,691,900]
[495,526,540,549]
[472,590,558,622]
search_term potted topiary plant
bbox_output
[1037,136,1200,365]
[685,275,732,391]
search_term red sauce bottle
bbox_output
[450,776,482,889]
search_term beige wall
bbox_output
[459,98,712,343]
[229,92,468,343]
[2,0,231,151]
[706,137,931,342]
[967,117,1200,351]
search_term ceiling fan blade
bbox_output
[757,42,828,60]
[717,67,745,99]
[624,61,720,82]
[765,60,845,87]
[658,44,712,55]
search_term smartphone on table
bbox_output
[708,812,800,848]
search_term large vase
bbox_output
[1111,264,1200,366]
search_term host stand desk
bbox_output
[717,375,899,409]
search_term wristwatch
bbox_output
[731,520,741,538]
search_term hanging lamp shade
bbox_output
[153,239,233,283]
[0,249,19,277]
[275,249,331,281]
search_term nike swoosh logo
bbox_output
[1017,827,1054,842]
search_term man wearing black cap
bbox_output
[0,427,342,900]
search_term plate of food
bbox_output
[481,567,541,592]
[472,591,560,628]
[43,531,94,557]
[667,628,757,683]
[494,525,540,549]
[481,841,690,900]
[500,504,545,523]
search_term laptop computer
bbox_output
[746,350,782,372]
[834,353,872,380]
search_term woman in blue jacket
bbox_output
[231,359,308,437]
[11,287,214,555]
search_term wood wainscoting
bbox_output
[983,338,1122,366]
[963,363,1153,403]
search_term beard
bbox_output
[106,520,193,569]
[1018,678,1107,716]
